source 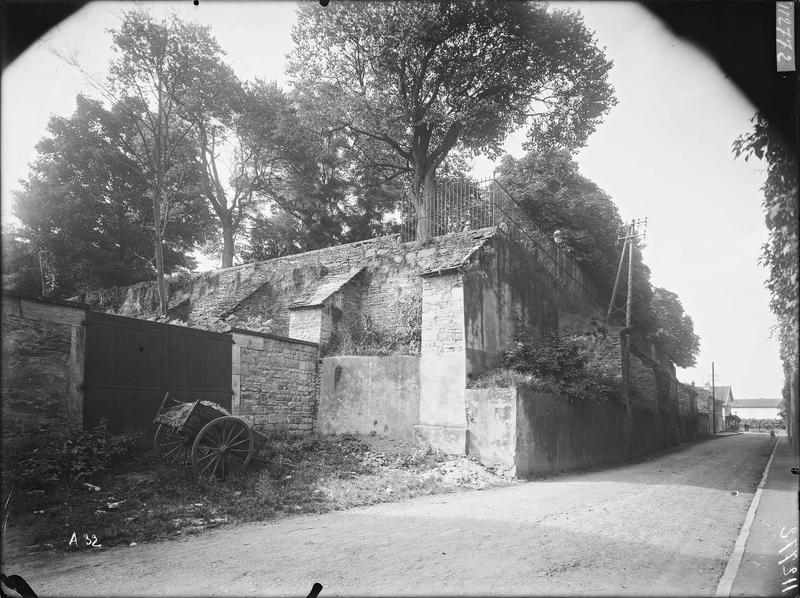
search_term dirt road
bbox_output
[4,434,775,596]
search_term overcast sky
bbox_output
[0,1,781,399]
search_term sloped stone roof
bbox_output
[289,267,365,308]
[419,228,495,276]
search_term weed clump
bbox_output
[6,420,142,489]
[472,334,624,404]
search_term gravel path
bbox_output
[3,434,775,596]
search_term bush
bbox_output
[7,420,142,488]
[326,295,421,356]
[496,334,624,403]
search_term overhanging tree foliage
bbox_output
[649,287,701,368]
[496,149,698,366]
[9,95,210,298]
[287,0,616,240]
[733,113,799,430]
[496,150,623,289]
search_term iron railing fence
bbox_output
[399,178,601,303]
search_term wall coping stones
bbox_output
[228,326,320,348]
[2,289,93,312]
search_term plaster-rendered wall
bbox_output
[416,272,469,453]
[231,329,319,433]
[317,356,420,442]
[1,296,86,451]
[515,389,629,476]
[288,307,324,345]
[465,386,696,477]
[464,388,517,472]
[462,235,564,382]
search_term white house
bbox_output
[730,398,782,420]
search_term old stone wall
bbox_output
[1,295,86,452]
[421,273,466,354]
[231,329,319,434]
[317,356,421,442]
[626,343,659,411]
[83,230,498,342]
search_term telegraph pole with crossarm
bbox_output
[606,218,648,327]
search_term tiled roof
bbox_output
[699,385,734,404]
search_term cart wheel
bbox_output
[191,416,254,480]
[154,424,191,467]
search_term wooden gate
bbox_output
[83,312,233,438]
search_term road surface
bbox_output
[3,434,778,596]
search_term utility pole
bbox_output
[711,362,716,435]
[606,218,647,326]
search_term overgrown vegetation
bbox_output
[5,421,142,489]
[2,430,513,554]
[733,113,798,436]
[471,333,624,403]
[326,295,421,356]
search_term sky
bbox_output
[0,1,782,399]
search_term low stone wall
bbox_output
[1,294,86,452]
[317,355,420,442]
[465,386,699,477]
[231,329,319,434]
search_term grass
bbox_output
[2,432,515,555]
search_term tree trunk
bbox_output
[414,167,436,242]
[154,234,167,316]
[221,220,234,269]
[152,183,168,317]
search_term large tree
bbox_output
[10,95,210,298]
[287,1,616,240]
[648,287,701,368]
[241,92,407,261]
[105,10,235,312]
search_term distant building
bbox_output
[730,398,782,420]
[694,385,735,433]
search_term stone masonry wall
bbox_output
[626,343,658,410]
[83,230,497,341]
[1,295,86,454]
[231,329,319,434]
[421,273,465,354]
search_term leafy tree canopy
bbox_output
[733,113,799,415]
[287,0,616,239]
[648,287,701,368]
[9,94,212,298]
[496,150,623,288]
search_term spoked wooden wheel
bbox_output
[191,416,254,480]
[154,424,191,467]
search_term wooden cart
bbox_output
[153,393,267,480]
